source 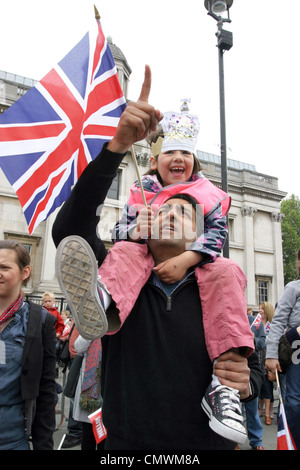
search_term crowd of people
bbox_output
[240,247,300,451]
[0,66,299,451]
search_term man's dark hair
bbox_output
[164,193,204,237]
[166,193,198,211]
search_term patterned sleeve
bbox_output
[111,176,160,243]
[111,201,140,242]
[188,203,228,262]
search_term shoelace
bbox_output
[210,385,243,422]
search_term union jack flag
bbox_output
[0,19,126,234]
[250,313,262,330]
[264,320,271,334]
[277,405,297,450]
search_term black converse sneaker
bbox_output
[55,235,108,340]
[201,384,247,444]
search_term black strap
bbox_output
[27,300,46,323]
[68,321,76,338]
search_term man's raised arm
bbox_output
[108,65,162,154]
[52,66,162,262]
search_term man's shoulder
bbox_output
[198,256,245,275]
[214,256,239,267]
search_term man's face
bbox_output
[149,198,198,254]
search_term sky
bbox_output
[0,0,299,199]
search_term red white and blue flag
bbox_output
[250,313,262,330]
[277,405,297,450]
[264,321,271,334]
[0,19,126,234]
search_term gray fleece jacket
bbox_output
[266,279,300,359]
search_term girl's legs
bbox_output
[195,259,254,445]
[195,259,254,362]
[55,236,154,340]
[98,241,154,333]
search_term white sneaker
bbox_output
[201,384,247,444]
[55,236,108,340]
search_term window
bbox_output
[22,244,32,254]
[258,279,269,303]
[17,87,25,96]
[228,217,234,242]
[107,171,120,200]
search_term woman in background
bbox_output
[0,240,56,450]
[258,301,275,425]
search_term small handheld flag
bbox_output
[250,313,262,330]
[88,408,107,444]
[264,321,271,333]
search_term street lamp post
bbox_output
[204,0,233,258]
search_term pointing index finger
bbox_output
[138,65,151,102]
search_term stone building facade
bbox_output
[0,39,287,309]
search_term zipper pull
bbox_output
[166,296,172,311]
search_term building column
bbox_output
[34,212,60,295]
[271,212,285,302]
[241,206,257,306]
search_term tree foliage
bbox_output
[281,194,300,284]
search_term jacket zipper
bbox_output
[166,296,172,312]
[148,276,195,312]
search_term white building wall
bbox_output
[0,58,287,308]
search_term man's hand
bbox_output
[265,358,282,374]
[108,65,163,154]
[214,351,251,400]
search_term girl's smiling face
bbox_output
[150,150,194,186]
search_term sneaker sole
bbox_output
[201,396,247,445]
[55,235,108,340]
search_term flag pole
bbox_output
[276,370,293,450]
[131,145,147,207]
[94,5,100,20]
[94,5,147,207]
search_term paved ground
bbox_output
[239,414,278,451]
[54,413,279,452]
[54,367,279,452]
